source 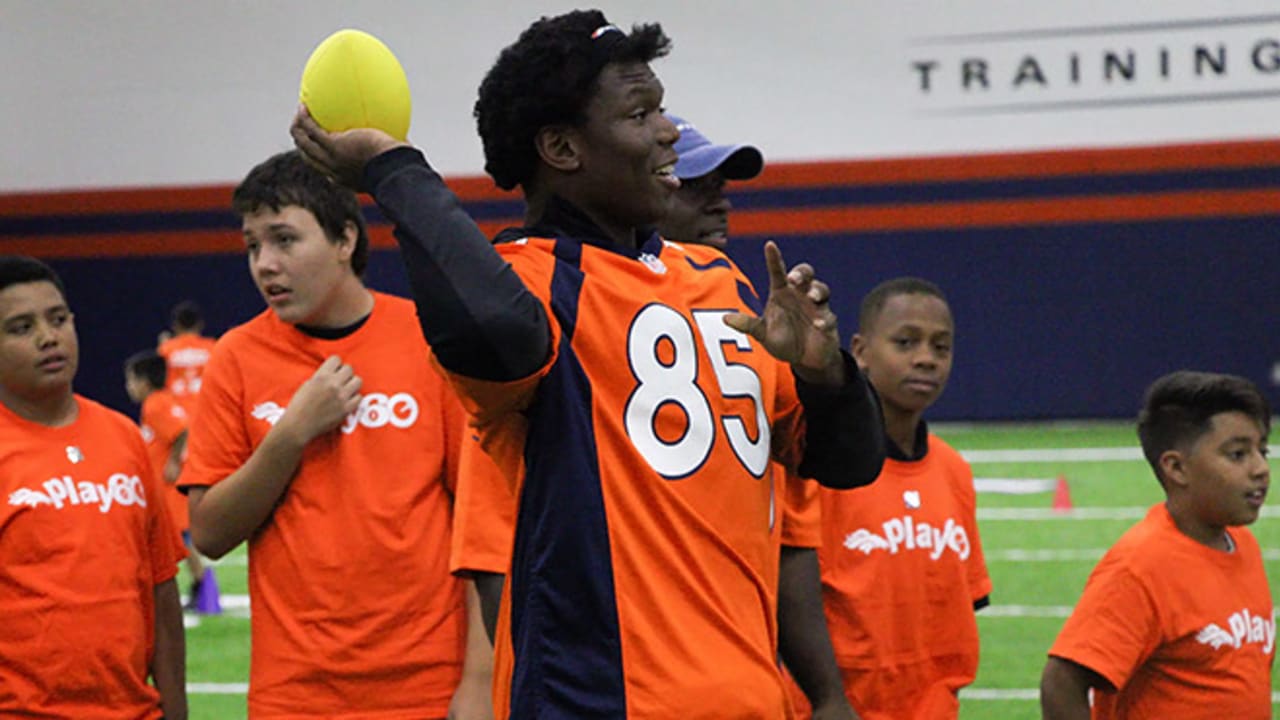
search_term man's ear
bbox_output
[1158,449,1189,489]
[535,125,581,173]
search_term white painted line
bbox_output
[973,478,1058,494]
[961,688,1039,700]
[978,507,1147,520]
[961,445,1278,464]
[988,548,1280,562]
[978,506,1278,521]
[987,548,1106,562]
[981,605,1073,618]
[959,688,1280,703]
[962,447,1142,463]
[188,682,248,694]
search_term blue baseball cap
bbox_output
[668,114,764,181]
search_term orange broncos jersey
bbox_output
[157,332,216,411]
[179,292,467,719]
[138,388,189,530]
[1050,504,1273,720]
[444,234,812,719]
[816,432,990,720]
[0,396,182,719]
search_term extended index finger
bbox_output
[762,240,788,293]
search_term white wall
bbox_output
[5,0,1280,191]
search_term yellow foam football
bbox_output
[299,29,411,141]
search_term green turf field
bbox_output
[180,420,1279,719]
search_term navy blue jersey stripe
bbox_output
[508,239,626,717]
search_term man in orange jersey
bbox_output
[292,10,885,719]
[1041,371,1273,720]
[0,256,186,720]
[178,152,492,719]
[125,349,208,609]
[156,300,216,411]
[657,113,857,720]
[817,277,991,719]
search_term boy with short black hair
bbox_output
[125,348,206,608]
[1041,370,1273,719]
[179,151,491,719]
[816,276,991,719]
[0,256,186,719]
[291,9,885,718]
[157,300,217,408]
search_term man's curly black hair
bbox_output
[474,9,672,191]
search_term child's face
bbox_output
[0,280,77,402]
[124,369,148,404]
[852,293,953,417]
[241,204,355,327]
[1179,411,1270,527]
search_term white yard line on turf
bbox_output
[961,445,1278,464]
[978,506,1278,521]
[989,548,1280,562]
[178,683,1280,703]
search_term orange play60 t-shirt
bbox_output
[179,292,466,719]
[817,433,990,720]
[0,396,181,719]
[1049,503,1274,719]
[157,332,216,412]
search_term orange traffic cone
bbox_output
[1052,475,1073,513]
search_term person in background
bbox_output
[179,152,492,719]
[657,112,858,720]
[0,255,186,720]
[157,300,217,410]
[125,348,206,609]
[818,277,991,719]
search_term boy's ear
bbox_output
[535,125,582,173]
[849,333,869,372]
[338,221,358,264]
[1158,449,1190,489]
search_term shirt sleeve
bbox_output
[449,425,517,576]
[132,430,184,583]
[363,146,551,382]
[177,342,251,490]
[1048,559,1162,691]
[779,465,821,549]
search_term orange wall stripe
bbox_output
[5,138,1280,216]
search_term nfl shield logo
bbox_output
[903,490,921,509]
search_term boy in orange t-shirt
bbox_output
[817,277,991,720]
[1042,371,1273,720]
[0,256,186,720]
[178,152,491,719]
[125,348,206,605]
[156,300,217,412]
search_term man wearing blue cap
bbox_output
[659,115,764,250]
[658,115,859,720]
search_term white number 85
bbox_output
[623,304,770,479]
